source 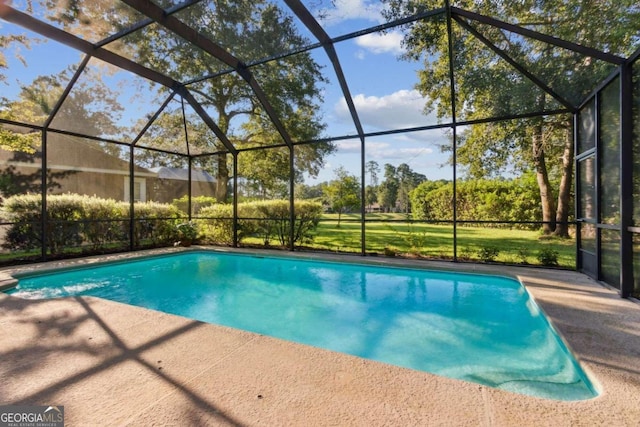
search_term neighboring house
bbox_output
[365,203,382,213]
[0,136,217,203]
[148,166,217,202]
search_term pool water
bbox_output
[8,251,597,400]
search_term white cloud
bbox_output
[355,31,405,55]
[334,140,433,160]
[370,144,433,160]
[391,129,450,146]
[335,89,434,130]
[335,140,361,153]
[316,0,383,25]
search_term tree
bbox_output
[375,163,425,213]
[377,164,398,212]
[366,160,380,186]
[0,68,125,198]
[322,167,361,226]
[129,1,330,201]
[39,0,333,202]
[295,182,324,200]
[0,32,29,86]
[2,67,124,143]
[365,160,380,211]
[238,108,334,199]
[396,163,426,213]
[382,0,640,236]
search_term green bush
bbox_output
[410,173,544,229]
[172,195,218,214]
[175,221,199,246]
[291,200,323,246]
[2,193,85,255]
[477,245,500,262]
[198,200,322,247]
[537,248,559,266]
[2,194,44,252]
[517,246,530,264]
[82,197,129,250]
[1,194,185,253]
[133,202,184,247]
[458,247,474,261]
[239,201,269,244]
[198,204,235,245]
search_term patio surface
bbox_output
[1,247,639,426]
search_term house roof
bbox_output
[149,167,215,183]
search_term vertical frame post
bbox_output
[620,64,633,297]
[232,153,238,247]
[361,136,366,255]
[289,145,296,251]
[595,91,602,281]
[40,131,47,260]
[446,1,458,260]
[129,145,135,250]
[574,113,581,271]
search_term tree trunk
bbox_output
[554,123,574,238]
[216,153,228,202]
[215,110,230,202]
[532,120,556,234]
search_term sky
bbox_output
[302,0,452,184]
[0,0,454,184]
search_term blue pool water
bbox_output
[7,251,596,400]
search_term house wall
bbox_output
[0,136,217,203]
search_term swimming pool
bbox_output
[7,251,596,400]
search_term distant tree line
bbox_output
[295,164,556,230]
[410,173,547,228]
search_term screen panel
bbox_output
[599,78,620,226]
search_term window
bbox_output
[124,177,146,202]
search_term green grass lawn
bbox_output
[306,213,576,268]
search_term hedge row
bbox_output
[1,194,185,254]
[171,195,217,214]
[197,200,322,246]
[410,175,544,229]
[1,194,323,254]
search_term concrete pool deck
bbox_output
[1,247,639,426]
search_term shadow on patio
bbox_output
[0,294,252,426]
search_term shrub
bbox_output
[175,221,199,246]
[292,201,323,246]
[172,195,217,215]
[240,201,271,244]
[458,247,474,261]
[198,204,235,245]
[404,223,428,253]
[2,194,185,253]
[384,245,398,257]
[477,245,500,262]
[537,248,559,266]
[81,197,129,250]
[198,200,322,247]
[410,174,544,230]
[133,202,184,247]
[2,193,85,255]
[517,247,530,264]
[2,194,43,252]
